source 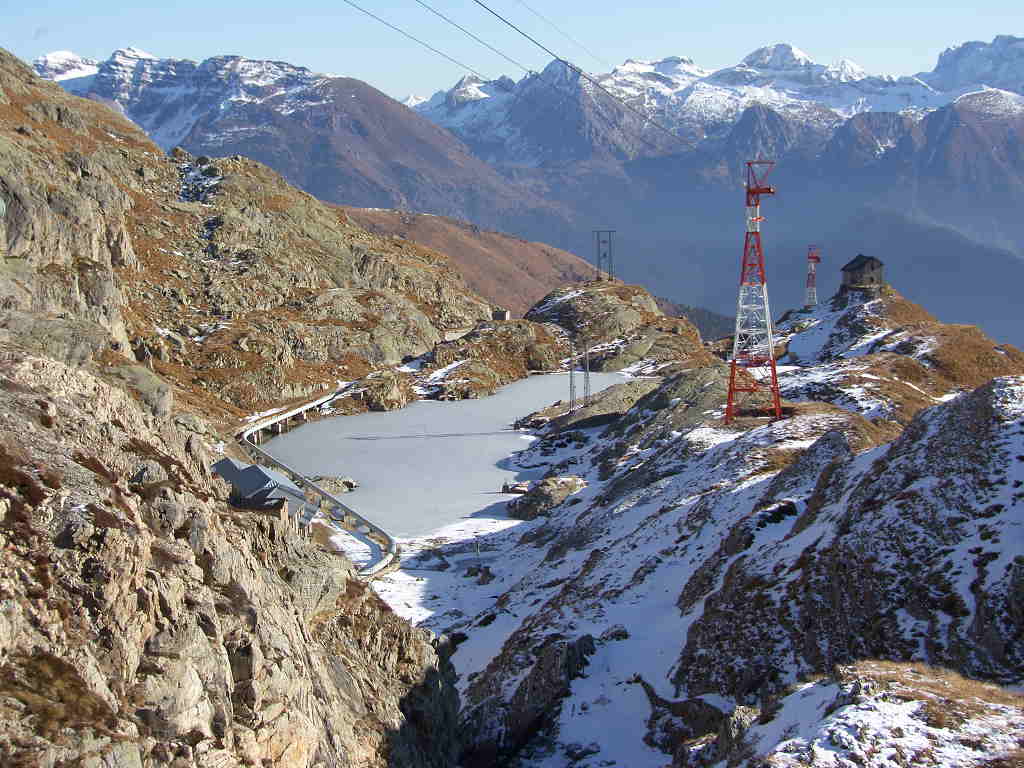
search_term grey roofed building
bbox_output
[212,457,310,515]
[841,254,882,273]
[840,254,884,291]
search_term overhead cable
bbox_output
[469,0,688,148]
[339,0,491,81]
[410,0,536,76]
[511,0,613,70]
[339,0,677,155]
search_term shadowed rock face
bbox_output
[0,49,471,766]
[0,346,460,766]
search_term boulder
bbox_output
[508,476,585,520]
[357,371,415,411]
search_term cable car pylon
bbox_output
[724,160,783,424]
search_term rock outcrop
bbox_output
[526,282,713,374]
[0,48,492,426]
[0,47,472,766]
[508,476,585,520]
[424,319,567,399]
[0,345,459,766]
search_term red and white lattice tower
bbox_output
[805,245,821,308]
[724,161,783,424]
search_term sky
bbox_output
[6,0,1022,99]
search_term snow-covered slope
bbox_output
[415,38,1024,162]
[774,286,1024,424]
[372,282,1024,767]
[32,50,99,82]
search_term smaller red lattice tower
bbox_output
[725,161,783,424]
[805,245,821,308]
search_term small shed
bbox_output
[492,307,511,321]
[841,254,884,289]
[212,457,312,519]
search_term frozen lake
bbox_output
[263,372,625,537]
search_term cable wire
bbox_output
[340,0,679,156]
[340,0,491,81]
[410,0,535,77]
[510,0,613,71]
[469,0,687,148]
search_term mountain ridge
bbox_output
[31,38,1024,349]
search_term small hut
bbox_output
[492,307,511,321]
[840,254,884,290]
[212,457,311,520]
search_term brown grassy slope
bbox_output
[342,206,593,316]
[0,49,493,427]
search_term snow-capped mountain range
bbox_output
[411,38,1024,163]
[34,36,1024,161]
[34,47,331,149]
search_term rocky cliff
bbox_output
[1,47,493,427]
[0,343,459,767]
[0,48,480,766]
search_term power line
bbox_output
[339,0,491,81]
[400,1,665,154]
[510,0,613,71]
[410,0,535,77]
[340,0,678,156]
[469,0,688,149]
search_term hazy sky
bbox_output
[7,0,1021,98]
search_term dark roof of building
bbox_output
[212,457,304,499]
[841,254,883,272]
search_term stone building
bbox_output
[840,254,884,290]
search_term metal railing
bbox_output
[234,388,397,579]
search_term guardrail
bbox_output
[234,387,398,579]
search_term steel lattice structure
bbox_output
[593,230,615,281]
[725,161,783,424]
[805,244,821,308]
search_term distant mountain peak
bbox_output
[826,58,868,82]
[32,50,99,81]
[921,34,1024,93]
[741,43,816,70]
[112,46,158,60]
[538,58,578,84]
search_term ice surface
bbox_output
[263,372,625,537]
